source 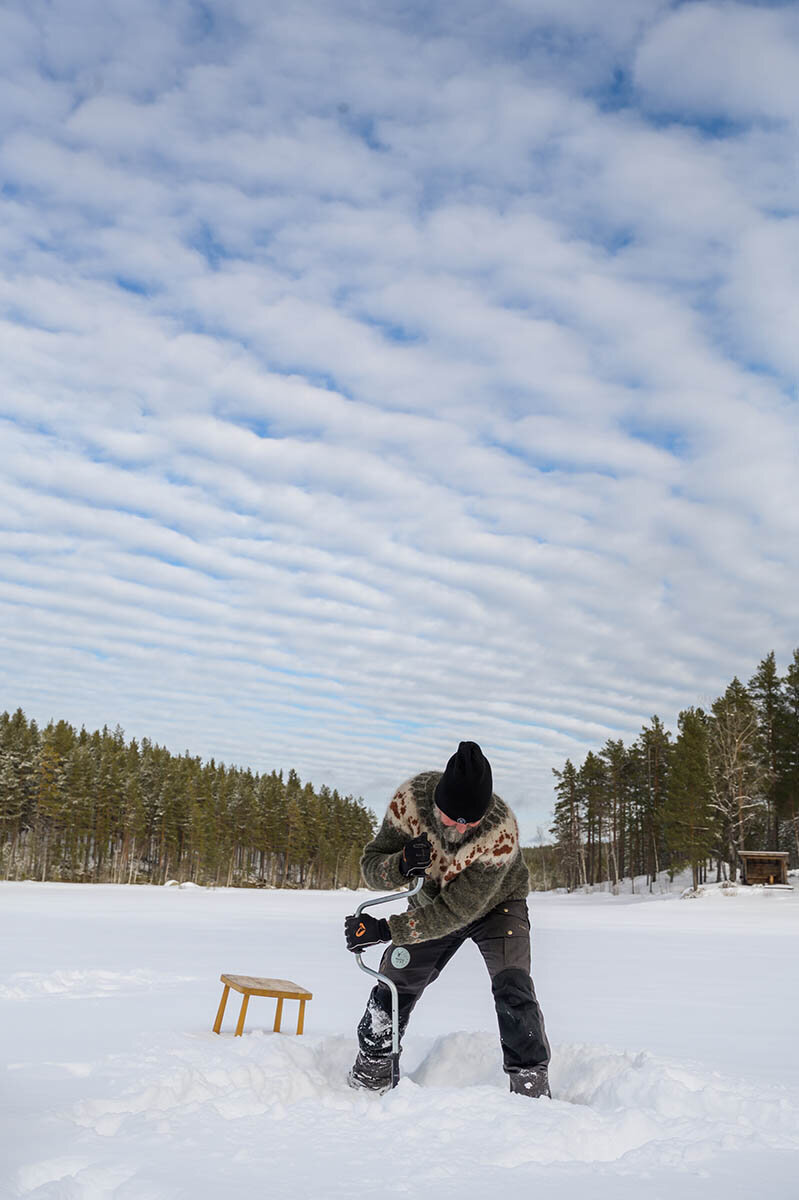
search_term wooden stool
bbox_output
[212,974,312,1037]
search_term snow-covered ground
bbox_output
[2,879,798,1199]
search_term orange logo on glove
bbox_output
[355,923,366,938]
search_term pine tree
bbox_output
[600,739,628,887]
[34,729,68,881]
[664,708,713,889]
[748,652,788,850]
[779,649,799,854]
[551,761,585,889]
[579,752,608,885]
[622,718,671,889]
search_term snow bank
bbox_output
[680,881,795,900]
[52,1030,799,1176]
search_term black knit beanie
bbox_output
[434,741,493,823]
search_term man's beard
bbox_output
[433,811,469,846]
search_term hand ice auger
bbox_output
[352,873,425,1089]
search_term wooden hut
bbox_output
[738,851,789,886]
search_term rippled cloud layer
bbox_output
[1,0,798,835]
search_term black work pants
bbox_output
[357,899,550,1073]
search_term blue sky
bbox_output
[1,0,798,839]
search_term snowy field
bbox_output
[2,880,799,1199]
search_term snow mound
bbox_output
[58,1031,799,1174]
[681,881,794,900]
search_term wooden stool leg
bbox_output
[273,996,284,1033]
[235,992,250,1037]
[213,984,230,1034]
[296,998,306,1036]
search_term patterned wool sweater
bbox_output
[361,770,530,946]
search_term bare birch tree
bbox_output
[707,678,768,880]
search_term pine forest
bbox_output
[0,710,375,888]
[535,650,799,892]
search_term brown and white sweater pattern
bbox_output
[360,771,530,946]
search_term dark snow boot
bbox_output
[508,1065,551,1099]
[347,1051,394,1094]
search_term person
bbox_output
[344,741,550,1097]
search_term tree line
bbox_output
[539,650,799,892]
[0,709,376,888]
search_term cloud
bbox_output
[1,0,798,839]
[634,2,799,124]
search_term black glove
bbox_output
[400,833,432,877]
[345,912,391,952]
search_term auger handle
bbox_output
[354,872,425,919]
[353,874,425,1063]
